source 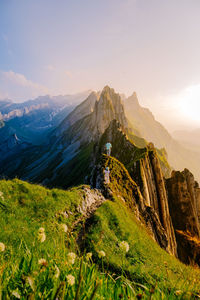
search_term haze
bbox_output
[1,0,200,132]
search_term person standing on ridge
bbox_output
[104,167,110,184]
[105,142,112,156]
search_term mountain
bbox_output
[0,86,130,186]
[2,86,200,297]
[0,91,91,145]
[124,92,200,183]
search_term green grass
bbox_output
[1,178,200,299]
[84,197,200,297]
[0,178,83,254]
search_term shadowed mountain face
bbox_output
[124,93,200,183]
[0,92,91,145]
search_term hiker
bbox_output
[105,142,112,156]
[104,167,110,184]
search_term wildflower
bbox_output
[66,274,75,286]
[0,242,5,252]
[67,252,76,264]
[98,250,106,258]
[60,223,68,233]
[38,258,48,266]
[54,265,60,279]
[0,191,4,200]
[175,290,182,296]
[27,276,35,291]
[38,227,45,234]
[86,252,92,261]
[12,290,21,299]
[38,232,46,243]
[119,241,129,253]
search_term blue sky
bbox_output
[1,0,200,130]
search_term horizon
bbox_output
[1,0,200,131]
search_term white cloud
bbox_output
[0,70,49,102]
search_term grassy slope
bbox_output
[1,178,200,298]
[0,178,83,256]
[0,179,137,299]
[85,198,200,295]
[85,155,200,297]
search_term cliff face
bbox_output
[166,170,200,265]
[135,146,177,256]
[90,86,129,137]
[92,120,177,256]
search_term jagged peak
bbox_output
[126,91,140,107]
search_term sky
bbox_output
[1,0,200,132]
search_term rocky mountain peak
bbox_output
[90,86,128,136]
[125,91,140,108]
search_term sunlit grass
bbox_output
[1,178,200,299]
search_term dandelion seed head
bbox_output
[0,242,5,252]
[60,223,68,233]
[98,250,106,258]
[12,290,21,299]
[86,252,92,261]
[67,252,76,264]
[66,274,75,286]
[54,265,60,279]
[38,232,46,243]
[119,241,129,253]
[38,258,48,266]
[38,227,45,234]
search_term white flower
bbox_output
[12,290,21,298]
[67,252,76,264]
[38,227,45,234]
[98,250,106,258]
[119,241,129,253]
[66,274,75,286]
[0,242,5,252]
[0,191,4,200]
[38,232,46,243]
[60,223,68,233]
[38,258,47,266]
[54,265,60,279]
[86,252,92,261]
[27,276,35,291]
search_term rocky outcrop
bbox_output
[77,186,106,217]
[166,169,200,265]
[90,86,129,137]
[92,120,177,256]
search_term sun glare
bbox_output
[176,85,200,123]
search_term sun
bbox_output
[177,85,200,123]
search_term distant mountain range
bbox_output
[0,91,91,144]
[0,86,200,185]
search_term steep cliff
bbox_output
[166,170,200,265]
[92,120,177,256]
